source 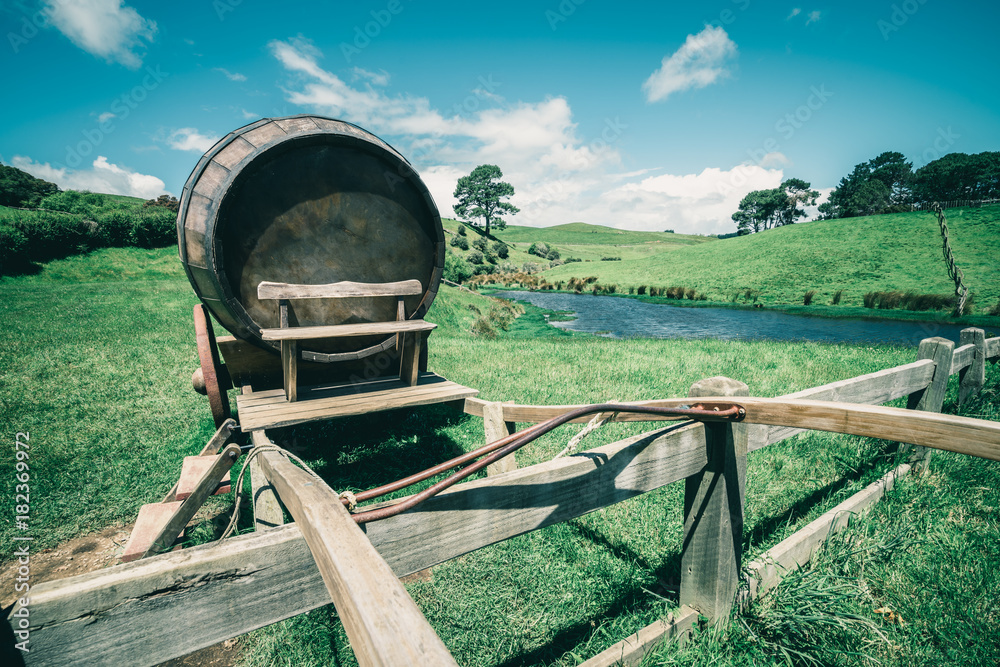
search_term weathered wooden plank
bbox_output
[250,432,285,531]
[260,319,435,341]
[987,336,1000,361]
[680,377,748,622]
[743,461,911,603]
[484,401,517,475]
[7,422,708,665]
[579,606,701,667]
[904,337,954,467]
[760,359,935,449]
[162,419,236,502]
[257,279,423,300]
[258,451,458,667]
[238,383,478,431]
[470,360,934,428]
[959,328,986,405]
[142,444,242,559]
[950,343,976,375]
[399,331,423,386]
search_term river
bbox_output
[491,291,970,347]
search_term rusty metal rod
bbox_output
[348,421,548,504]
[350,402,743,524]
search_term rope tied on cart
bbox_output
[220,444,348,539]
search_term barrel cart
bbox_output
[180,115,479,431]
[121,115,479,561]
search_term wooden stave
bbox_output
[177,115,445,364]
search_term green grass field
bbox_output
[541,205,1000,310]
[1,246,998,665]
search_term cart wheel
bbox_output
[194,304,232,428]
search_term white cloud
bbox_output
[759,151,790,168]
[787,8,802,19]
[214,67,247,82]
[268,38,790,234]
[165,127,219,152]
[806,10,822,24]
[97,111,116,124]
[642,26,738,103]
[351,67,390,87]
[240,109,258,120]
[12,155,167,199]
[44,0,156,69]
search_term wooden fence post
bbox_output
[905,337,955,470]
[680,376,749,622]
[484,401,518,475]
[959,328,986,405]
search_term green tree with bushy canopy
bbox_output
[453,164,519,236]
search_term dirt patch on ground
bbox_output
[1,524,243,666]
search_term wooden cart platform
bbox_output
[236,372,478,431]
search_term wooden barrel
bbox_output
[177,115,445,363]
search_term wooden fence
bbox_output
[6,330,999,666]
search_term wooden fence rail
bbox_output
[6,329,999,666]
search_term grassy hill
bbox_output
[441,218,714,268]
[541,205,1000,309]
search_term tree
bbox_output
[776,178,819,226]
[822,151,914,218]
[453,164,519,236]
[914,151,1000,202]
[731,188,784,234]
[0,163,59,208]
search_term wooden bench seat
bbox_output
[260,319,436,341]
[257,279,431,402]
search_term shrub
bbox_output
[584,276,598,284]
[685,288,697,300]
[549,259,564,268]
[663,229,674,233]
[565,257,582,263]
[130,208,176,248]
[94,210,135,247]
[521,262,542,273]
[863,292,877,308]
[467,250,484,265]
[546,248,560,261]
[450,235,469,250]
[628,286,635,295]
[472,236,488,252]
[528,241,549,258]
[0,225,27,273]
[606,284,617,294]
[637,285,646,295]
[470,316,497,339]
[600,256,621,261]
[457,225,466,236]
[803,290,817,306]
[831,289,843,305]
[492,241,508,259]
[0,164,59,208]
[592,286,600,295]
[144,194,179,213]
[443,252,474,283]
[989,298,1000,316]
[14,211,91,261]
[649,287,660,297]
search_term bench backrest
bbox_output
[257,280,423,301]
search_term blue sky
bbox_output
[2,0,998,233]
